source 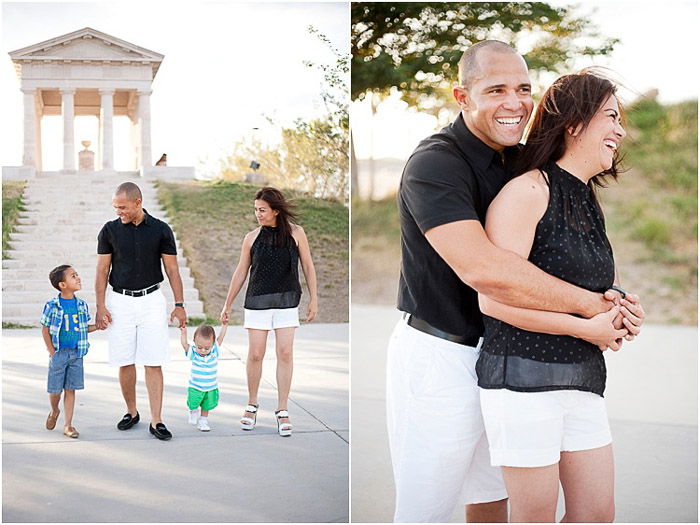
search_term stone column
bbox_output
[99,88,115,171]
[21,88,38,167]
[61,88,76,172]
[34,95,43,172]
[138,89,152,170]
[129,115,138,170]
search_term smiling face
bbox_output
[455,49,533,151]
[569,94,626,173]
[254,199,278,227]
[59,267,82,294]
[193,334,215,356]
[112,192,143,224]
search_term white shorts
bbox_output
[244,307,300,330]
[386,316,507,523]
[106,288,170,367]
[480,388,613,468]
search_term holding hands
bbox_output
[179,324,189,352]
[595,289,646,351]
[96,305,112,330]
[171,305,187,328]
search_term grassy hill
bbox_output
[352,99,698,325]
[157,180,348,324]
[2,182,26,259]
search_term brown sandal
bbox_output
[46,410,60,430]
[63,426,79,439]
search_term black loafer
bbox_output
[149,422,172,441]
[117,412,140,430]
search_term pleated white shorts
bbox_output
[106,288,170,367]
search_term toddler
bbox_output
[180,321,227,431]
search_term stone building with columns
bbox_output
[3,27,193,180]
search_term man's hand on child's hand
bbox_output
[96,305,112,329]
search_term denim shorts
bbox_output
[47,349,84,394]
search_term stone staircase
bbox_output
[2,171,204,326]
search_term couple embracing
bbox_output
[388,40,646,522]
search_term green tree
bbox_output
[352,2,618,111]
[217,27,349,202]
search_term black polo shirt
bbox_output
[397,113,519,339]
[97,209,177,291]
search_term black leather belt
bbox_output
[112,283,160,297]
[405,313,479,347]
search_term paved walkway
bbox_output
[2,323,348,523]
[351,305,698,523]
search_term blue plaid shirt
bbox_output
[40,295,91,357]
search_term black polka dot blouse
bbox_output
[476,162,615,397]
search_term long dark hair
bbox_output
[255,187,299,246]
[515,69,624,200]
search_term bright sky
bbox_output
[352,0,699,160]
[1,1,348,173]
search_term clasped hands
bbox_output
[597,289,645,351]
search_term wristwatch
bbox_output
[609,285,626,300]
[175,302,185,308]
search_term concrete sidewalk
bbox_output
[351,305,698,523]
[2,323,348,523]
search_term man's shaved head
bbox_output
[114,182,142,201]
[458,40,521,89]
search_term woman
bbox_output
[475,70,645,522]
[220,187,318,437]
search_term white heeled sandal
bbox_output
[241,404,258,430]
[275,409,292,437]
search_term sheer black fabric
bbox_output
[244,226,302,310]
[476,163,615,397]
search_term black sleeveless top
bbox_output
[244,226,302,310]
[476,162,615,397]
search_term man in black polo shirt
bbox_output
[387,41,623,522]
[95,182,187,441]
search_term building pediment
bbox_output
[9,27,164,77]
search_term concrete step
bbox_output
[2,265,194,282]
[18,204,167,219]
[17,205,166,215]
[3,256,192,269]
[1,269,198,285]
[6,235,184,249]
[3,301,206,324]
[2,287,202,304]
[2,279,198,296]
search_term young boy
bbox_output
[41,265,99,438]
[179,321,228,431]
